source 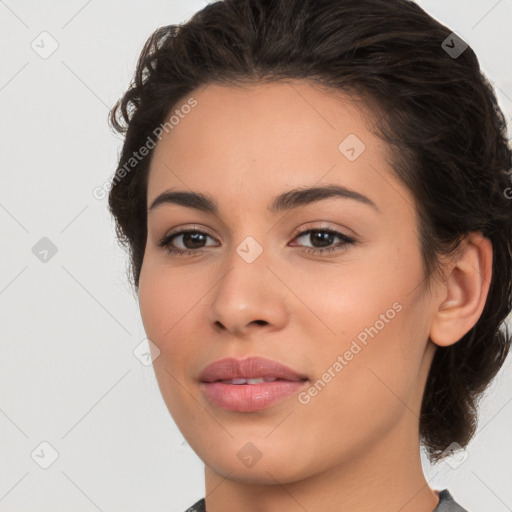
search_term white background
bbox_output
[1,1,511,511]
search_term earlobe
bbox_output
[429,233,493,347]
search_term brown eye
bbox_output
[291,228,355,255]
[158,230,217,256]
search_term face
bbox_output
[138,81,439,483]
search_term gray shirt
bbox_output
[183,489,468,511]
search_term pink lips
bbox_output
[199,356,309,412]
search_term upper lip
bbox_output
[199,356,309,383]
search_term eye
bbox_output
[157,227,356,256]
[290,228,355,255]
[157,229,217,256]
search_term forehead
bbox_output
[147,81,411,216]
[150,80,377,162]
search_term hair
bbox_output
[108,0,512,464]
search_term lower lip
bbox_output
[200,380,309,412]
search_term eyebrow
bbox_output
[148,184,379,214]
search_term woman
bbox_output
[107,0,512,510]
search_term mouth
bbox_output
[198,356,308,383]
[212,376,305,384]
[198,356,309,412]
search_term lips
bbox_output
[199,356,309,412]
[199,356,308,383]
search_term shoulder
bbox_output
[434,489,470,511]
[184,491,470,512]
[183,497,206,512]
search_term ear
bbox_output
[429,232,493,347]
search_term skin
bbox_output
[138,81,492,512]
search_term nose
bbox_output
[206,241,289,337]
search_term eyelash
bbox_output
[157,227,356,257]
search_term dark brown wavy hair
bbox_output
[107,0,512,464]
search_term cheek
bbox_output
[137,257,216,386]
[291,297,428,473]
[138,259,198,345]
[138,271,169,346]
[290,243,418,349]
[294,242,429,409]
[138,261,206,420]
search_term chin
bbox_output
[200,440,315,484]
